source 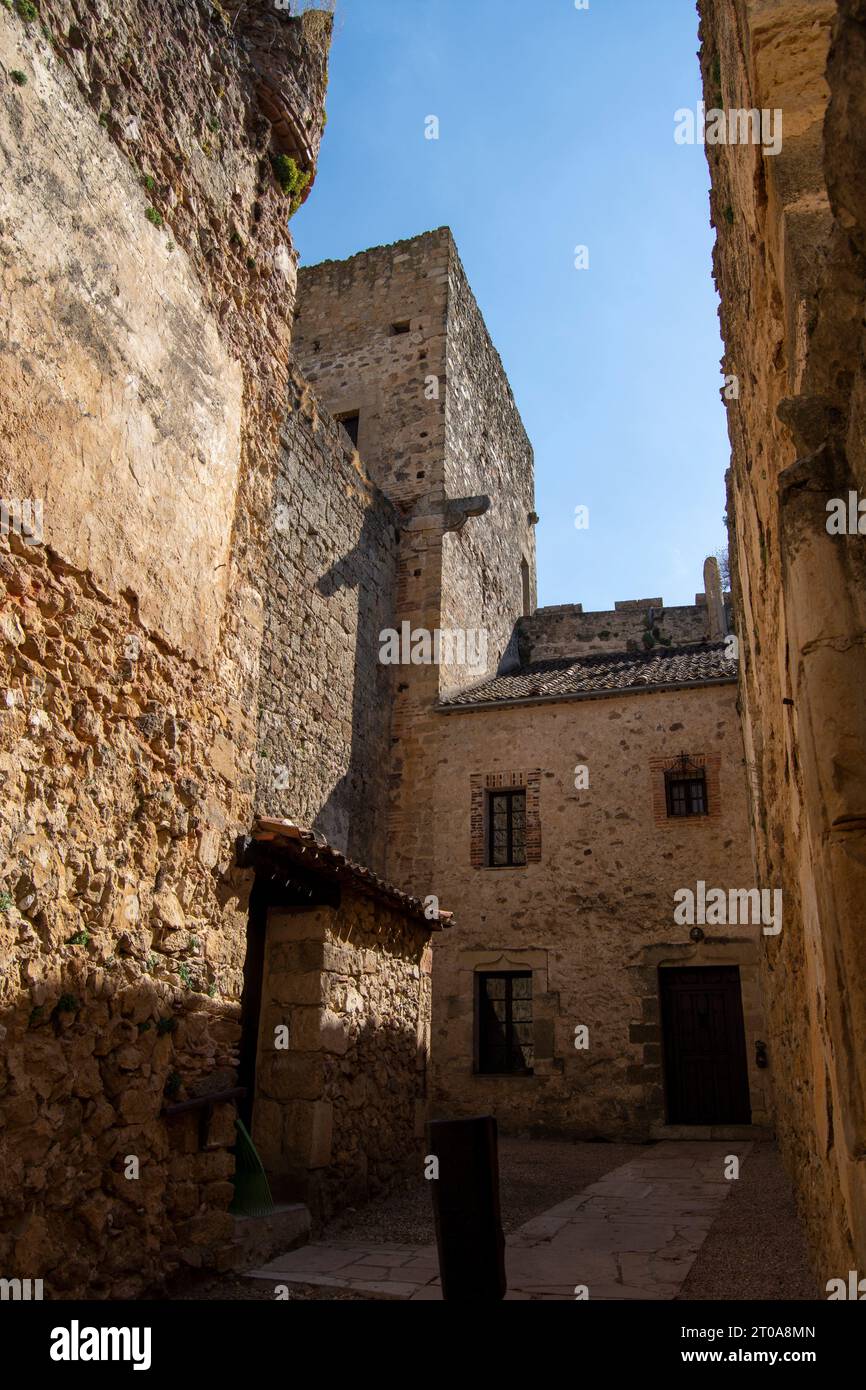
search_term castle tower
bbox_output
[294,229,537,890]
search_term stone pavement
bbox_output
[247,1141,750,1300]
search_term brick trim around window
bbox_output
[649,752,722,826]
[470,769,542,866]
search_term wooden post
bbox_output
[427,1115,506,1300]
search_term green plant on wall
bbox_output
[271,154,311,215]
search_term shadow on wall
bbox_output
[257,1009,427,1223]
[314,506,396,867]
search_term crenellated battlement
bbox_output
[519,566,731,662]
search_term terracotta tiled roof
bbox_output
[439,644,737,710]
[247,818,453,929]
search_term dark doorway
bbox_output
[659,966,751,1124]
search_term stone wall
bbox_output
[252,895,433,1222]
[0,0,332,1296]
[430,681,766,1139]
[520,595,728,662]
[698,0,866,1278]
[294,230,451,509]
[294,233,451,893]
[440,244,537,694]
[255,369,399,873]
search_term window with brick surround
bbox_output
[664,754,708,817]
[470,771,541,867]
[488,788,527,866]
[650,753,721,826]
[476,971,534,1074]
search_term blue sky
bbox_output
[293,0,728,612]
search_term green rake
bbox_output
[230,1117,275,1217]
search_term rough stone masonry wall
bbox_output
[430,682,765,1139]
[255,370,399,873]
[519,597,721,662]
[252,897,432,1223]
[440,242,537,695]
[294,232,454,894]
[0,0,330,1296]
[294,231,451,507]
[699,0,866,1280]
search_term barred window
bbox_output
[477,972,534,1075]
[488,789,526,866]
[666,771,707,817]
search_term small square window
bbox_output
[666,771,707,817]
[390,320,411,336]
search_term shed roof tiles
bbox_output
[438,643,736,710]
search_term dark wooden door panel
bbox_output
[659,966,751,1124]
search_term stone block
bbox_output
[286,1100,333,1169]
[259,1052,324,1102]
[270,971,325,1007]
[289,1007,349,1055]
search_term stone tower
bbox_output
[294,229,537,890]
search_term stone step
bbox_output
[229,1203,311,1272]
[649,1123,775,1142]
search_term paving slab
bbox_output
[246,1141,750,1301]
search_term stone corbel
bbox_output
[443,495,491,534]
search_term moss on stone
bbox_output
[271,153,311,215]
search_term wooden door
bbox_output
[659,966,751,1124]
